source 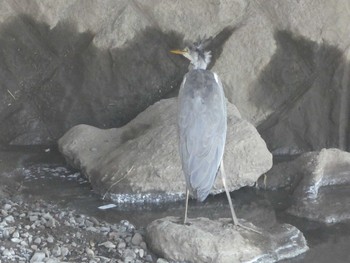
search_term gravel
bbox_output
[0,199,159,262]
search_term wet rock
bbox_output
[292,149,350,199]
[263,148,350,223]
[59,98,272,202]
[146,216,308,263]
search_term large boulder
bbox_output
[58,98,272,202]
[146,216,308,263]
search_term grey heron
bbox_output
[171,39,257,232]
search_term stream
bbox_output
[1,146,349,263]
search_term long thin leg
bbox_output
[220,160,262,234]
[184,188,190,224]
[220,160,239,225]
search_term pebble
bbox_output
[34,237,42,244]
[11,237,21,243]
[2,248,14,257]
[30,251,46,262]
[131,233,143,246]
[52,246,61,257]
[138,248,144,258]
[99,241,116,249]
[29,215,38,222]
[86,247,95,258]
[1,209,8,216]
[117,241,126,249]
[47,236,54,243]
[12,231,20,238]
[3,204,12,210]
[156,258,169,263]
[0,198,152,262]
[61,246,69,257]
[4,215,15,223]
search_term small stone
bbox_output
[117,241,126,249]
[2,248,14,257]
[1,209,8,216]
[131,233,143,246]
[43,213,56,228]
[20,240,28,246]
[2,229,10,239]
[156,258,169,263]
[86,247,95,258]
[47,236,54,243]
[85,220,94,227]
[139,249,144,258]
[11,237,21,243]
[12,231,20,238]
[3,204,12,210]
[31,245,38,250]
[86,226,98,232]
[100,226,110,232]
[30,251,46,262]
[123,249,136,260]
[61,246,69,257]
[52,246,61,257]
[4,215,15,223]
[19,213,26,218]
[99,241,116,249]
[34,237,42,244]
[140,241,147,250]
[108,231,118,239]
[145,255,153,262]
[29,215,38,222]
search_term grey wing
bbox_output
[178,72,227,201]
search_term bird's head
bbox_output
[171,38,212,70]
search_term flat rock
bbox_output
[288,185,350,224]
[58,98,272,202]
[146,216,308,263]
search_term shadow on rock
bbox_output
[0,14,186,145]
[254,30,350,154]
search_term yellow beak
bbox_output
[170,49,187,55]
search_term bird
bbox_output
[170,38,237,224]
[171,39,260,233]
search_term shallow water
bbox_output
[1,147,350,263]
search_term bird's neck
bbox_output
[189,51,211,70]
[189,60,208,70]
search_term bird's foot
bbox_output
[183,218,192,226]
